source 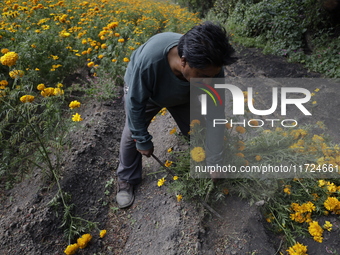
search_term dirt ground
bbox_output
[0,45,339,255]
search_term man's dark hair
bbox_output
[178,21,235,69]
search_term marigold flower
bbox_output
[286,242,308,255]
[41,87,55,97]
[99,229,107,238]
[20,95,35,103]
[157,177,166,187]
[308,221,323,243]
[176,194,183,202]
[164,160,173,167]
[77,233,92,249]
[53,87,64,96]
[235,126,246,134]
[283,185,291,195]
[98,54,104,59]
[167,147,173,153]
[9,70,24,79]
[123,57,129,62]
[324,196,340,212]
[1,48,9,54]
[37,83,45,91]
[169,127,177,135]
[248,119,259,126]
[235,152,244,158]
[255,155,262,161]
[323,221,332,231]
[190,119,200,127]
[0,80,8,86]
[173,176,178,180]
[118,38,125,43]
[191,147,205,162]
[64,243,79,255]
[107,22,118,29]
[69,100,81,109]
[72,113,83,122]
[87,61,95,67]
[0,51,18,66]
[225,123,232,129]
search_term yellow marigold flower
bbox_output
[191,147,206,162]
[98,54,104,59]
[60,31,71,37]
[308,221,324,243]
[64,243,79,255]
[248,119,259,126]
[77,233,92,249]
[69,100,81,109]
[190,119,200,127]
[87,61,95,67]
[286,242,308,255]
[112,59,117,62]
[20,95,35,103]
[314,88,320,92]
[176,194,183,202]
[37,83,45,91]
[236,152,244,158]
[157,177,166,187]
[169,127,176,135]
[0,51,18,66]
[101,43,107,49]
[235,126,246,134]
[72,113,83,122]
[1,48,9,54]
[118,38,125,43]
[324,196,340,212]
[41,87,55,97]
[290,129,308,140]
[284,185,291,195]
[107,22,118,29]
[114,33,120,37]
[255,155,262,161]
[225,123,232,129]
[9,70,24,79]
[99,229,107,238]
[323,221,332,231]
[312,134,324,143]
[53,87,64,96]
[318,179,327,187]
[0,80,8,86]
[123,57,129,62]
[164,160,173,167]
[167,147,173,153]
[173,176,178,180]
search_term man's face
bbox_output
[180,58,221,81]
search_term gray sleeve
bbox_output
[125,66,154,150]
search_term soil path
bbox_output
[0,45,339,255]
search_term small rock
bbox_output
[255,200,265,206]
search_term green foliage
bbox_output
[175,0,215,17]
[67,74,120,101]
[219,0,340,78]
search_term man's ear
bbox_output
[180,57,187,67]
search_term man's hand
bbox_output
[137,147,154,157]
